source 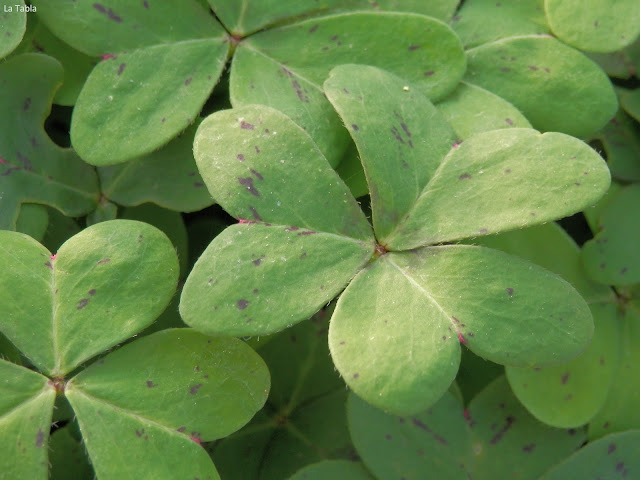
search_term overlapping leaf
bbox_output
[545,0,640,53]
[466,35,618,138]
[181,105,375,336]
[288,461,375,480]
[0,220,178,376]
[0,53,99,229]
[590,108,640,182]
[231,11,465,165]
[0,360,55,480]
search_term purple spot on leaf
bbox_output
[189,384,203,395]
[77,298,90,310]
[237,299,249,310]
[35,429,44,447]
[117,63,126,75]
[240,121,255,130]
[238,177,260,196]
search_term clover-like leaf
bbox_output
[436,81,532,139]
[98,122,214,212]
[231,11,465,165]
[0,360,56,480]
[71,39,229,166]
[0,53,99,229]
[0,220,178,377]
[545,0,640,53]
[31,0,224,56]
[588,303,640,439]
[181,105,375,336]
[329,246,593,414]
[451,0,549,49]
[466,35,617,138]
[582,185,640,286]
[370,0,459,21]
[467,376,586,480]
[539,430,640,479]
[0,0,27,59]
[325,65,611,250]
[348,391,473,480]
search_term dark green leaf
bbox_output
[16,204,49,242]
[288,460,375,480]
[0,53,99,229]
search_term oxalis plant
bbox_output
[180,64,610,414]
[0,220,270,479]
[2,0,640,478]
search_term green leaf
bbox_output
[539,430,640,479]
[324,64,456,242]
[586,36,640,79]
[590,108,640,182]
[582,185,640,286]
[468,376,586,480]
[451,0,549,49]
[31,0,224,56]
[210,0,363,36]
[385,128,610,249]
[436,81,532,139]
[70,39,229,166]
[335,141,369,199]
[86,199,118,226]
[16,204,49,242]
[98,122,214,212]
[68,329,269,442]
[0,220,179,376]
[230,11,465,164]
[180,224,372,336]
[456,348,504,405]
[12,15,98,106]
[0,53,99,229]
[193,104,373,241]
[506,302,621,428]
[474,222,613,302]
[329,246,594,414]
[466,35,618,138]
[369,0,459,21]
[347,392,473,480]
[0,0,26,59]
[544,0,640,53]
[288,460,375,480]
[620,88,640,122]
[0,360,55,480]
[41,207,82,254]
[588,304,640,439]
[120,203,189,279]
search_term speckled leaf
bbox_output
[324,64,456,242]
[588,304,640,439]
[71,39,228,165]
[539,430,640,479]
[49,425,93,480]
[474,222,613,302]
[288,460,375,480]
[466,35,617,138]
[582,185,640,285]
[620,88,640,122]
[385,128,610,249]
[329,245,593,414]
[0,220,178,376]
[348,392,473,480]
[506,302,621,428]
[16,204,49,242]
[212,315,353,480]
[230,46,350,167]
[0,360,55,480]
[468,376,586,480]
[68,329,269,442]
[0,53,99,229]
[121,203,189,278]
[99,122,214,211]
[234,11,465,117]
[0,0,26,59]
[193,104,373,240]
[12,15,98,106]
[452,0,549,49]
[370,0,459,21]
[591,108,640,182]
[31,0,224,56]
[436,81,531,139]
[545,0,640,53]
[181,224,372,336]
